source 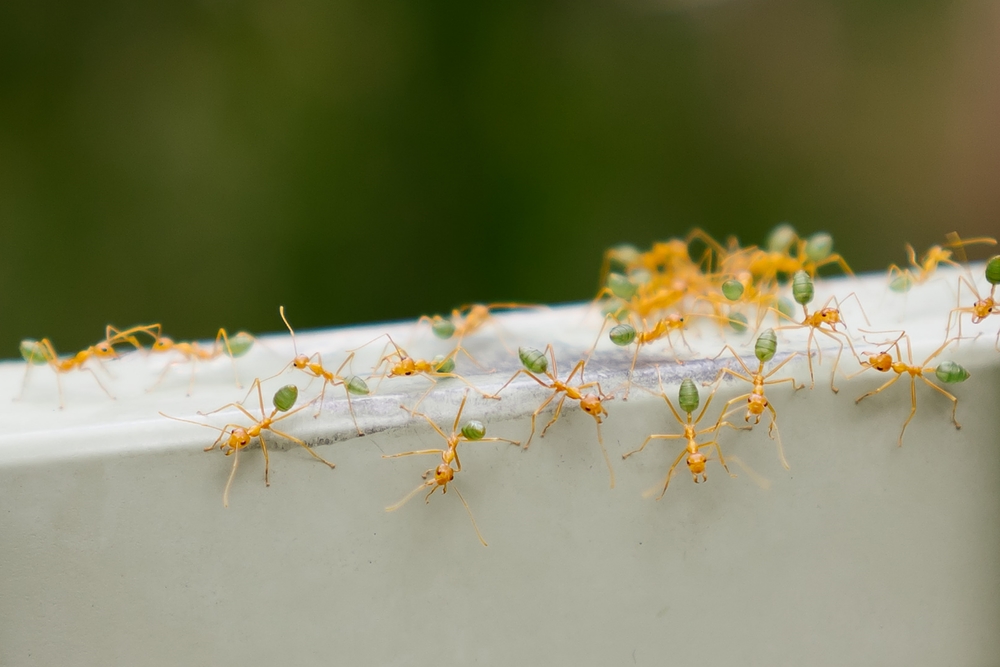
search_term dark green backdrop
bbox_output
[1,0,997,354]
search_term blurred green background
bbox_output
[1,0,997,354]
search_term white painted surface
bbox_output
[1,268,998,666]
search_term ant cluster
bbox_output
[14,225,1000,546]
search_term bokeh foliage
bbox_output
[1,0,997,354]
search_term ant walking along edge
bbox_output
[491,345,615,488]
[382,389,520,547]
[273,306,370,436]
[161,380,335,507]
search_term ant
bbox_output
[947,253,1000,351]
[274,306,369,435]
[772,271,868,393]
[850,332,970,446]
[623,371,744,499]
[418,302,539,355]
[107,323,255,394]
[736,225,853,288]
[18,333,126,408]
[382,390,520,547]
[585,312,704,400]
[707,329,804,470]
[368,334,498,414]
[490,345,615,488]
[161,381,334,507]
[887,232,996,292]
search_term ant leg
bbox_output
[407,380,438,417]
[804,327,817,390]
[403,406,451,441]
[540,395,568,439]
[815,252,854,277]
[564,359,587,384]
[584,313,615,365]
[451,389,470,431]
[677,327,695,355]
[762,353,806,390]
[654,450,689,500]
[214,329,246,389]
[56,370,66,410]
[80,365,116,401]
[919,376,962,431]
[434,373,497,402]
[490,369,531,399]
[16,359,37,403]
[623,343,642,401]
[386,480,433,512]
[896,378,919,447]
[765,404,789,470]
[257,432,272,485]
[312,378,331,419]
[712,395,751,433]
[622,433,683,460]
[708,366,753,388]
[525,393,557,449]
[855,374,902,404]
[341,384,364,436]
[381,449,446,460]
[451,345,491,372]
[452,486,487,547]
[703,440,734,478]
[816,329,845,393]
[199,401,258,422]
[475,436,522,448]
[270,428,336,469]
[222,446,240,508]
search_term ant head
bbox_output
[579,394,606,422]
[687,451,707,475]
[433,463,454,485]
[390,357,416,377]
[972,299,993,324]
[293,354,310,370]
[93,341,118,359]
[926,246,951,264]
[746,392,767,416]
[227,428,251,450]
[817,308,842,326]
[152,337,174,352]
[865,352,893,372]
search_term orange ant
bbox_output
[107,324,255,394]
[771,271,868,393]
[382,390,520,547]
[623,370,744,499]
[18,334,124,408]
[418,302,540,355]
[584,312,700,400]
[368,334,498,414]
[490,345,615,488]
[887,232,996,292]
[849,332,970,446]
[275,306,369,435]
[739,225,853,287]
[947,250,1000,350]
[161,380,335,507]
[708,329,804,470]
